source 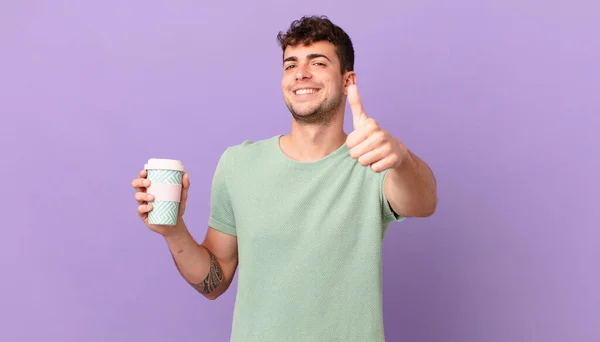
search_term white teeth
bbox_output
[295,88,318,95]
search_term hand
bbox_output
[131,169,191,235]
[345,84,409,173]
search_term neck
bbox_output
[280,112,347,162]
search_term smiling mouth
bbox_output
[293,88,320,95]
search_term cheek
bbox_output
[326,76,343,89]
[281,75,292,91]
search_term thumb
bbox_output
[347,84,368,129]
[178,173,190,217]
[181,173,190,202]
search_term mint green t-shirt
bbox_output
[208,135,404,342]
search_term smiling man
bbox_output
[132,15,437,342]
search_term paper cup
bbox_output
[144,158,185,226]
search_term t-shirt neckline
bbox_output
[272,134,349,168]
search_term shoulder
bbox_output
[218,135,280,165]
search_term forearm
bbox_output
[163,220,225,299]
[385,150,437,217]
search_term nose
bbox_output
[295,64,312,80]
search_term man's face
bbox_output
[281,41,348,125]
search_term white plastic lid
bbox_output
[144,158,185,172]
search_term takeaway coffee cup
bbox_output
[144,158,185,226]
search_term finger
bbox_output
[347,85,368,129]
[357,144,391,167]
[132,177,151,190]
[132,170,148,190]
[369,153,399,173]
[138,204,152,214]
[135,192,154,203]
[346,118,378,149]
[349,131,385,159]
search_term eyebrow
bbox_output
[283,53,331,63]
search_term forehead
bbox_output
[283,41,338,63]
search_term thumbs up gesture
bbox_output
[345,85,408,173]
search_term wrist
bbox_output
[392,149,416,175]
[162,219,189,240]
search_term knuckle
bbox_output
[367,118,378,129]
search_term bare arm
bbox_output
[343,85,437,217]
[132,168,237,300]
[384,150,437,217]
[163,220,238,300]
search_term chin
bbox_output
[291,104,320,116]
[292,111,316,120]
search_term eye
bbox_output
[313,62,326,67]
[285,64,296,70]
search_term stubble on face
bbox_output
[284,90,343,126]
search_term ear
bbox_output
[343,72,357,95]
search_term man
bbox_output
[132,15,437,342]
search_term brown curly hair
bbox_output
[277,15,355,75]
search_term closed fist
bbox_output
[345,84,409,172]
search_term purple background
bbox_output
[1,1,599,341]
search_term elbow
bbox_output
[201,280,232,301]
[399,194,437,218]
[409,205,436,218]
[420,194,438,217]
[204,293,220,300]
[419,203,437,217]
[200,290,222,301]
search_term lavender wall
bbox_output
[2,1,598,341]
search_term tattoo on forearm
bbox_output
[192,247,224,294]
[172,246,224,295]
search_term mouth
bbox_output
[293,88,321,96]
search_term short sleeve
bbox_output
[380,169,405,225]
[208,147,237,236]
